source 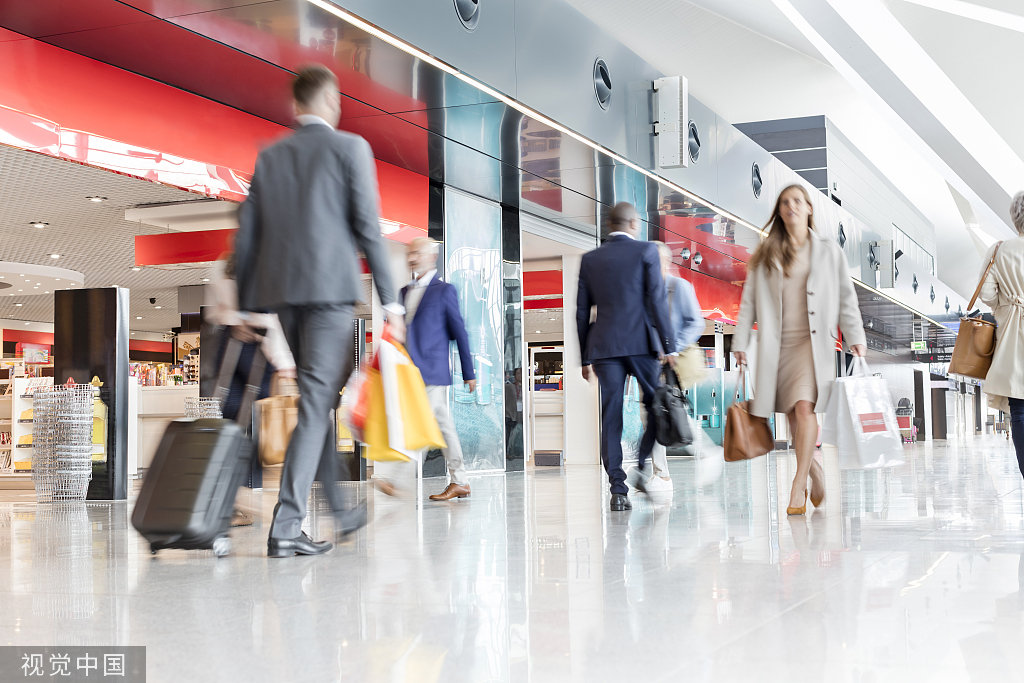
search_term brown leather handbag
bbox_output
[723,369,775,462]
[949,242,1002,380]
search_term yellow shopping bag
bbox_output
[355,333,446,462]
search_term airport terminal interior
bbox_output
[1,0,1023,681]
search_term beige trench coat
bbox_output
[733,230,867,418]
[979,236,1024,412]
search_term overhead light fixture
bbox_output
[30,221,48,229]
[202,278,210,282]
[131,267,141,272]
[15,303,23,306]
[49,254,60,259]
[535,330,542,333]
[86,196,107,203]
[154,305,162,309]
[136,316,143,320]
[680,248,691,260]
[900,0,1024,34]
[692,252,703,266]
[303,0,768,238]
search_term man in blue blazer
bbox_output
[576,203,676,511]
[400,237,477,501]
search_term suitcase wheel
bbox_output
[150,543,160,555]
[212,536,231,558]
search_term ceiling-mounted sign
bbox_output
[910,340,927,351]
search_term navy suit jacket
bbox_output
[400,274,476,387]
[576,235,675,364]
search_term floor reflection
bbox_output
[0,435,1022,681]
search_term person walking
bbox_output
[979,191,1024,476]
[627,241,705,495]
[235,64,405,558]
[732,184,866,515]
[399,237,477,501]
[577,202,676,511]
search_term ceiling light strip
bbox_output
[899,0,1024,34]
[303,0,767,237]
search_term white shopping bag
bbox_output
[821,358,904,469]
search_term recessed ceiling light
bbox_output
[202,278,210,282]
[535,330,542,333]
[30,221,48,229]
[154,305,162,309]
[136,316,143,320]
[131,267,141,272]
[86,196,107,203]
[32,286,38,290]
[24,322,29,326]
[15,303,22,307]
[549,317,557,321]
[44,291,49,294]
[17,289,22,292]
[49,254,60,259]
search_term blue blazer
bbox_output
[400,274,476,387]
[576,235,676,364]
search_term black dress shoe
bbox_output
[335,502,368,539]
[267,532,333,558]
[610,493,632,511]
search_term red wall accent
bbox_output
[524,298,564,310]
[523,271,563,297]
[129,340,173,353]
[3,330,54,345]
[135,229,236,267]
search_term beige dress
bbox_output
[775,240,817,413]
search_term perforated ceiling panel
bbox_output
[0,146,216,333]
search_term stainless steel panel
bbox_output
[329,0,518,97]
[513,0,660,166]
[716,117,777,228]
[650,97,717,207]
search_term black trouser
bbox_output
[593,355,661,495]
[1010,398,1024,479]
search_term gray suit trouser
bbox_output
[270,304,354,540]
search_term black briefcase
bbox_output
[653,365,693,447]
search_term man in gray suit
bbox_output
[235,64,405,558]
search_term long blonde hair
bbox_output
[748,184,815,275]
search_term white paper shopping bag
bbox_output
[822,358,904,470]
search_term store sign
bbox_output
[910,340,927,351]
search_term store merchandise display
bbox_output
[31,384,95,502]
[9,377,53,473]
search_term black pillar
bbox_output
[53,287,129,500]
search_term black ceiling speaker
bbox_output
[751,163,762,198]
[454,0,480,30]
[687,121,700,163]
[838,222,847,248]
[912,274,918,294]
[929,285,935,303]
[593,59,612,109]
[944,296,950,313]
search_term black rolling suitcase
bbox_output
[132,337,265,557]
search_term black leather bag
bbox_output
[653,365,693,447]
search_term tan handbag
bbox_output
[257,375,299,467]
[723,369,774,462]
[949,242,1002,380]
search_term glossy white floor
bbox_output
[2,435,1023,682]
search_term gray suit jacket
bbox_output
[235,123,396,311]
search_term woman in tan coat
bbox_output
[733,185,867,514]
[979,191,1024,473]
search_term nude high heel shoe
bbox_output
[787,491,808,516]
[809,459,825,507]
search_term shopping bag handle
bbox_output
[733,367,749,401]
[845,356,871,378]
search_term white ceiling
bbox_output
[563,0,1023,297]
[0,145,214,335]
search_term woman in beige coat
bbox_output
[733,184,867,514]
[979,191,1024,473]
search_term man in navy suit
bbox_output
[399,237,477,501]
[576,203,676,511]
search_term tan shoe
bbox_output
[809,458,825,507]
[429,483,471,501]
[374,479,397,497]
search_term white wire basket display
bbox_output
[32,385,95,503]
[184,397,223,419]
